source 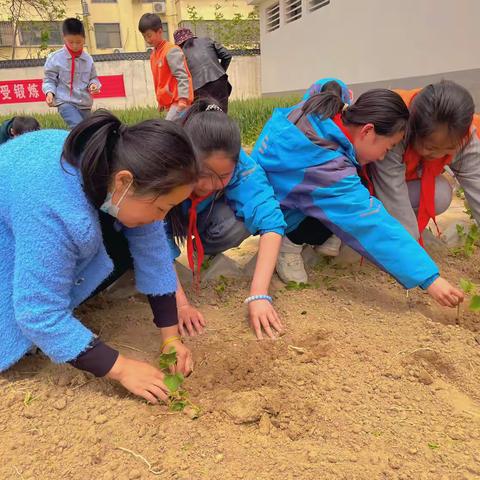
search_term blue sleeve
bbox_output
[224,150,286,236]
[123,221,177,295]
[11,203,94,364]
[295,163,439,290]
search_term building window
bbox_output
[94,23,122,49]
[0,22,14,46]
[266,2,280,32]
[285,0,302,23]
[309,0,330,12]
[18,21,63,46]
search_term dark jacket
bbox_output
[0,118,14,145]
[182,37,232,91]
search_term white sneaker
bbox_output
[315,235,341,257]
[276,237,308,284]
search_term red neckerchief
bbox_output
[186,193,211,290]
[65,44,83,96]
[332,114,375,195]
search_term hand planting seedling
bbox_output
[158,348,200,418]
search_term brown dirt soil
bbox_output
[1,247,480,480]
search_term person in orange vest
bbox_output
[139,14,194,121]
[368,80,480,241]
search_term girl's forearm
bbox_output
[249,232,282,296]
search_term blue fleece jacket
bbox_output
[0,129,176,371]
[251,104,440,290]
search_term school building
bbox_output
[0,0,256,60]
[249,0,480,105]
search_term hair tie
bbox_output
[205,104,223,112]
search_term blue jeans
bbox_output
[58,103,91,129]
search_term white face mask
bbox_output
[100,181,133,218]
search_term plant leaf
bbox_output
[164,373,184,393]
[460,278,476,294]
[469,295,480,311]
[169,399,187,412]
[158,349,177,370]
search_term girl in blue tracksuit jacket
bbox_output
[251,82,463,309]
[167,100,287,340]
[0,111,199,404]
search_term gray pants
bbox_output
[407,175,453,215]
[197,201,251,255]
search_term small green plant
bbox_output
[158,349,200,417]
[453,224,480,257]
[214,275,229,295]
[459,279,480,312]
[428,442,440,450]
[285,281,311,291]
[23,391,35,406]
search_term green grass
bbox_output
[0,96,301,147]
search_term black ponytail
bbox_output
[62,110,198,207]
[408,80,474,145]
[303,88,409,136]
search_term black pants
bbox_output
[89,211,133,298]
[195,75,232,113]
[287,216,332,246]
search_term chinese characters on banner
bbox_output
[0,75,126,105]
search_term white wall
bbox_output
[257,0,480,95]
[0,56,261,115]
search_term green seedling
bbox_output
[23,391,35,407]
[158,348,200,418]
[458,279,480,322]
[453,224,480,257]
[214,275,229,295]
[428,442,440,450]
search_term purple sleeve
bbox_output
[148,293,178,328]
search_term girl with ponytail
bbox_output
[251,78,464,310]
[167,98,287,340]
[0,110,199,404]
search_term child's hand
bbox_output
[178,303,206,336]
[106,354,169,404]
[427,277,464,307]
[161,338,193,376]
[88,83,100,95]
[46,92,54,107]
[248,300,284,340]
[177,98,189,112]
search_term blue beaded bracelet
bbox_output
[244,295,273,305]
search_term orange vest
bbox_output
[150,41,193,109]
[395,88,480,237]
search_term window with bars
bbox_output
[309,0,330,13]
[18,21,63,46]
[285,0,302,23]
[94,23,122,49]
[266,2,280,32]
[0,22,14,46]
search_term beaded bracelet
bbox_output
[244,295,273,305]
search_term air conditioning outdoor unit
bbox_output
[152,1,166,14]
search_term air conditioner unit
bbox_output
[152,1,166,14]
[113,48,124,53]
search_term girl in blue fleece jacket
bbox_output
[251,85,463,309]
[167,100,287,340]
[0,111,199,404]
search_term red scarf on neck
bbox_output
[65,44,83,96]
[186,193,211,289]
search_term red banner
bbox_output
[0,75,126,105]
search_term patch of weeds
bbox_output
[455,187,465,199]
[158,349,201,418]
[314,256,332,271]
[428,442,440,450]
[285,281,312,291]
[23,391,35,407]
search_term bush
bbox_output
[0,96,301,147]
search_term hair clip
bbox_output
[205,104,223,112]
[342,103,349,113]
